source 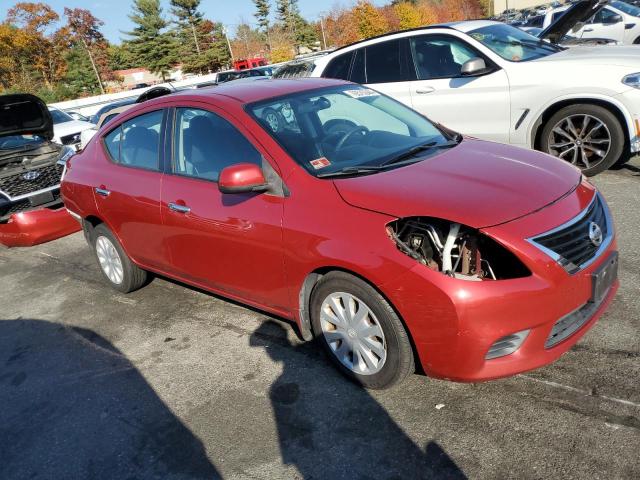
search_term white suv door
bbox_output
[578,7,626,42]
[406,33,511,143]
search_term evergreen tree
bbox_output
[125,0,176,80]
[63,43,102,96]
[253,0,271,33]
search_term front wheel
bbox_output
[540,104,624,176]
[310,272,414,389]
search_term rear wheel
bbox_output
[93,224,148,293]
[540,104,624,176]
[310,272,414,389]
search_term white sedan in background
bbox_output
[311,0,640,175]
[48,106,95,150]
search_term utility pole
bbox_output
[223,26,234,63]
[320,17,327,50]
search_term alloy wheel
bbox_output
[320,292,387,375]
[96,236,124,285]
[547,114,611,169]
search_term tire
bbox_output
[309,271,414,389]
[540,104,624,176]
[92,224,148,293]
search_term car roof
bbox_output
[167,78,350,105]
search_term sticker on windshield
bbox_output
[344,88,380,99]
[310,157,331,169]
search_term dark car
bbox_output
[0,94,80,246]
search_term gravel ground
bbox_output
[0,159,638,480]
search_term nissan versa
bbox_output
[61,79,618,389]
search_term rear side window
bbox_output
[322,51,354,80]
[103,110,163,171]
[350,48,366,84]
[365,39,404,84]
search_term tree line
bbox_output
[0,0,487,103]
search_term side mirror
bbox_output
[461,58,488,76]
[603,13,623,25]
[218,163,269,194]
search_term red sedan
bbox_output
[61,79,618,389]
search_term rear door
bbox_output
[95,108,167,270]
[160,103,288,310]
[407,33,511,143]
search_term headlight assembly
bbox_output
[57,145,75,166]
[622,73,640,89]
[387,217,531,281]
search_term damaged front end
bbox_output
[387,217,530,281]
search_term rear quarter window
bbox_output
[322,52,354,80]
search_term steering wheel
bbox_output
[334,126,369,151]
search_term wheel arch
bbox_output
[297,266,422,373]
[529,97,631,152]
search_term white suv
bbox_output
[544,1,640,45]
[311,8,640,175]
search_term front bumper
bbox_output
[0,207,81,247]
[382,182,618,382]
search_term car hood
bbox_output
[539,0,607,43]
[0,93,53,140]
[53,120,95,139]
[332,139,581,229]
[535,43,640,67]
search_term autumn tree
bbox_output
[353,0,389,39]
[64,8,111,94]
[394,1,422,29]
[185,20,230,73]
[231,23,265,60]
[126,0,176,80]
[6,2,63,89]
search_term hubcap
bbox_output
[96,236,124,285]
[320,292,387,375]
[547,114,611,169]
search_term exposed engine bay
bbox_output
[387,217,530,281]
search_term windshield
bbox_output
[49,108,73,125]
[0,134,46,150]
[248,85,456,177]
[469,24,562,62]
[611,1,640,17]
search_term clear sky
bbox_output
[1,0,386,44]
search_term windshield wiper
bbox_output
[380,140,459,167]
[317,166,386,178]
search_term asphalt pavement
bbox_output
[1,159,639,479]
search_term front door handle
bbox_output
[584,28,594,32]
[415,87,435,94]
[168,202,191,214]
[95,187,111,197]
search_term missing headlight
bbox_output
[387,217,530,281]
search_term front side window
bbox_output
[591,7,621,23]
[248,85,456,178]
[49,108,73,125]
[103,110,163,171]
[410,35,482,80]
[469,23,562,62]
[609,2,640,18]
[172,108,262,182]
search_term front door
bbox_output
[406,34,511,143]
[160,105,288,310]
[578,7,625,42]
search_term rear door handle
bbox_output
[95,187,111,197]
[168,202,191,214]
[415,87,435,94]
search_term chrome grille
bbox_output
[0,163,63,198]
[529,193,611,274]
[545,301,599,348]
[60,132,81,146]
[0,189,62,221]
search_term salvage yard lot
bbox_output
[1,161,639,479]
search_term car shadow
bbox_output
[250,320,467,479]
[0,318,220,480]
